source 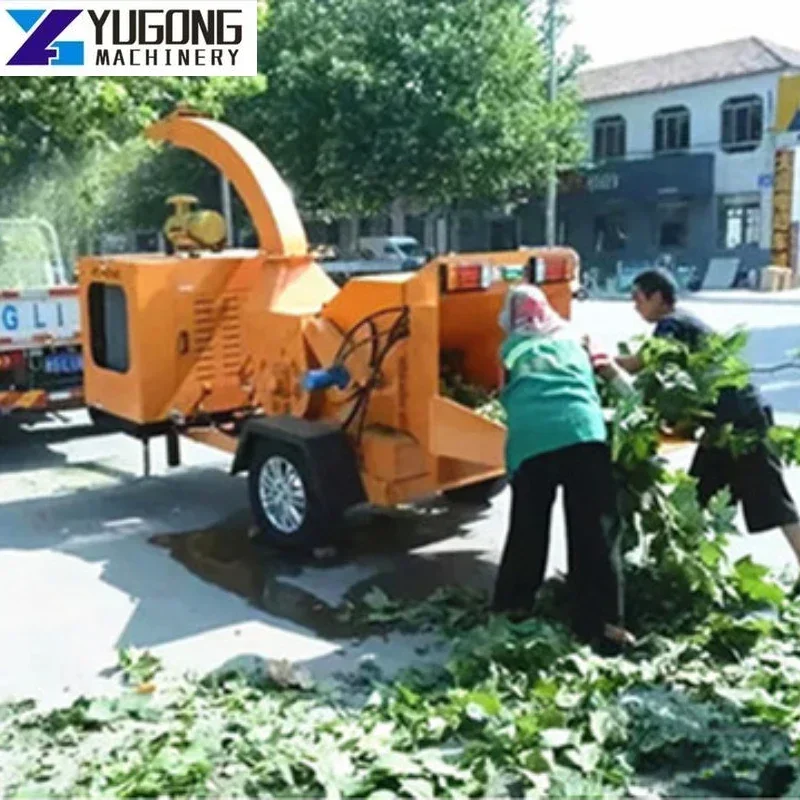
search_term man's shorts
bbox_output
[690,440,799,534]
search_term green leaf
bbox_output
[588,709,616,745]
[84,698,119,724]
[532,679,559,701]
[565,742,601,774]
[399,777,435,799]
[465,691,502,716]
[417,749,467,779]
[698,540,723,567]
[554,688,583,710]
[734,557,786,606]
[362,587,393,612]
[374,751,419,776]
[540,728,572,749]
[8,787,58,800]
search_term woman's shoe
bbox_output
[604,624,637,646]
[592,624,637,656]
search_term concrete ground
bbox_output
[1,290,799,707]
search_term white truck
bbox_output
[0,218,83,415]
[318,235,429,283]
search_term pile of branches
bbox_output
[439,329,800,629]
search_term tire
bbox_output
[444,476,508,507]
[247,438,331,551]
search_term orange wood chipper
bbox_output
[77,108,578,549]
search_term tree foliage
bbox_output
[243,0,585,216]
[0,77,264,260]
[0,78,263,183]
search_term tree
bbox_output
[0,78,263,181]
[237,0,586,218]
[0,76,265,260]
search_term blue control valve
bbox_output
[302,364,351,392]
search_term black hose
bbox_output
[336,307,410,442]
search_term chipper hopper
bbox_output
[78,108,578,549]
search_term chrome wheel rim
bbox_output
[258,456,307,535]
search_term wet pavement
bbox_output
[151,501,498,640]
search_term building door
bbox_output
[656,203,689,249]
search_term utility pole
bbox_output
[544,0,558,247]
[220,174,234,246]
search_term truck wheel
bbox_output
[247,439,330,551]
[444,476,507,507]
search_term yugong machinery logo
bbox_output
[0,1,257,76]
[6,8,84,66]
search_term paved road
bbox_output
[1,290,799,707]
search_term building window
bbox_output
[719,200,761,248]
[593,116,626,161]
[721,96,763,153]
[594,212,627,252]
[656,204,689,249]
[654,106,690,154]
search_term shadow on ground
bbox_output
[0,414,103,474]
[1,454,499,657]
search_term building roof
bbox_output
[578,37,800,103]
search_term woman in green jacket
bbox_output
[493,284,634,652]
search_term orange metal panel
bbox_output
[360,470,438,507]
[437,459,506,491]
[428,395,506,468]
[360,427,427,483]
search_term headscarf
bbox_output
[498,284,568,338]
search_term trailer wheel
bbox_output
[247,439,330,550]
[444,476,508,507]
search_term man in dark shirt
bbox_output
[616,268,800,565]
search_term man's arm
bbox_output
[617,316,683,374]
[615,353,643,374]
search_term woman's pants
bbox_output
[492,441,623,641]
